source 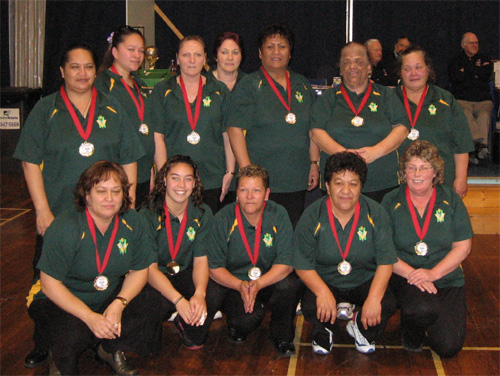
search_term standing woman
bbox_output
[395,46,474,198]
[226,23,319,228]
[151,36,234,214]
[141,155,218,350]
[95,25,154,208]
[211,31,246,91]
[15,43,144,368]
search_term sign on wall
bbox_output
[0,108,21,129]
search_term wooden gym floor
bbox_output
[1,172,499,376]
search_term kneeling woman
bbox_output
[382,141,472,357]
[28,161,155,375]
[141,155,217,350]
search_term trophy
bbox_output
[145,46,159,70]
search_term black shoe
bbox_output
[273,340,296,357]
[402,340,423,352]
[24,347,49,369]
[96,344,138,376]
[227,327,247,343]
[173,315,204,350]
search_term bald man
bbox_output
[449,32,493,163]
[365,39,389,86]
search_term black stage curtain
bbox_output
[1,0,11,87]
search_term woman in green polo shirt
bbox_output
[96,25,154,208]
[382,141,473,357]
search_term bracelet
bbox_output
[225,170,235,175]
[114,296,128,306]
[173,295,184,306]
[310,160,319,166]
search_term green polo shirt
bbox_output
[141,201,213,274]
[150,75,230,190]
[207,201,294,281]
[294,195,397,289]
[13,89,145,217]
[95,70,155,184]
[36,209,154,311]
[224,69,315,193]
[311,83,410,192]
[382,185,473,288]
[396,84,474,187]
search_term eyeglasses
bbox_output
[405,165,434,174]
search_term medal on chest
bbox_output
[405,186,436,257]
[340,83,372,128]
[260,67,296,125]
[403,85,428,141]
[164,202,188,275]
[180,76,203,145]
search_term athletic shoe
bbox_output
[213,311,223,320]
[346,312,375,354]
[336,302,355,320]
[296,301,302,316]
[312,327,334,355]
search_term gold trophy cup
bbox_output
[145,46,159,70]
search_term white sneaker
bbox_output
[168,311,178,322]
[312,327,334,355]
[296,302,302,316]
[346,313,375,354]
[336,302,355,320]
[213,311,223,320]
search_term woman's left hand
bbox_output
[103,300,125,337]
[406,268,436,286]
[308,164,319,191]
[220,172,234,202]
[349,146,382,164]
[189,293,208,326]
[360,297,382,330]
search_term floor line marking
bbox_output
[0,208,31,226]
[431,349,446,376]
[287,315,304,376]
[294,341,500,351]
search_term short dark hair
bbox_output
[398,46,436,83]
[74,161,131,215]
[60,42,98,68]
[324,152,368,187]
[258,23,294,52]
[213,31,245,62]
[236,164,270,190]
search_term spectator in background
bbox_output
[365,39,389,86]
[383,37,411,86]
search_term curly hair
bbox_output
[74,161,131,215]
[399,140,444,185]
[258,23,294,52]
[324,152,368,187]
[398,46,436,84]
[236,164,270,190]
[147,155,204,219]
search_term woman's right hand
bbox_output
[36,208,55,236]
[85,311,120,339]
[176,297,194,325]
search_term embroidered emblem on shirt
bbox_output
[369,102,378,112]
[357,226,367,241]
[295,91,304,103]
[117,238,128,254]
[97,115,107,128]
[263,233,273,247]
[203,96,211,107]
[428,104,437,115]
[435,208,445,223]
[186,226,196,241]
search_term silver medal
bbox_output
[408,128,420,141]
[351,116,364,127]
[285,112,296,124]
[139,123,149,135]
[94,275,109,291]
[414,241,428,256]
[248,266,262,280]
[79,141,95,157]
[187,131,201,145]
[337,260,352,275]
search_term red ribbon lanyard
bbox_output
[260,66,292,112]
[85,208,119,275]
[405,186,436,241]
[326,199,360,261]
[340,82,372,117]
[110,65,145,122]
[60,86,97,141]
[179,76,203,133]
[402,85,428,128]
[235,202,266,266]
[164,202,188,261]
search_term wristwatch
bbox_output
[114,296,128,306]
[310,160,319,166]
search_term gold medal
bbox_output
[187,131,201,145]
[248,266,262,280]
[408,128,420,141]
[139,123,149,135]
[351,116,364,127]
[414,241,428,256]
[285,112,296,124]
[79,141,95,157]
[94,275,109,291]
[166,261,181,276]
[337,260,352,275]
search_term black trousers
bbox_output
[363,186,398,204]
[301,278,397,344]
[211,273,301,343]
[146,267,220,351]
[390,274,467,358]
[28,287,159,375]
[269,190,306,229]
[135,180,151,210]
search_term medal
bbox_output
[187,130,201,145]
[340,82,372,128]
[408,128,420,140]
[337,260,352,275]
[414,241,428,256]
[248,266,262,280]
[285,112,296,124]
[139,123,149,135]
[94,275,109,291]
[403,85,428,141]
[85,209,119,292]
[405,186,436,258]
[260,67,296,125]
[79,141,95,157]
[235,202,266,281]
[164,201,188,276]
[326,199,360,277]
[60,86,97,156]
[180,75,203,146]
[351,116,364,127]
[166,261,181,276]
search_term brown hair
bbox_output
[399,140,444,185]
[236,164,270,190]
